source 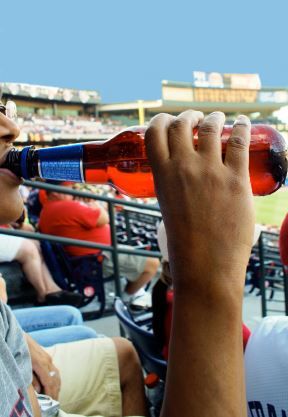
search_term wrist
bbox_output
[171,262,246,308]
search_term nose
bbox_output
[0,113,20,143]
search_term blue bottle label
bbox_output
[37,144,84,182]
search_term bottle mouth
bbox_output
[0,147,15,167]
[0,148,22,178]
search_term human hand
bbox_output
[25,333,61,400]
[145,110,255,297]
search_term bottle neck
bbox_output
[2,146,39,180]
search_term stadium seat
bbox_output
[0,261,36,307]
[40,240,107,319]
[114,297,167,381]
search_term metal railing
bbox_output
[258,231,288,316]
[0,180,162,299]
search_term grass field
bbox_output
[254,187,288,227]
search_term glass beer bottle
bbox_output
[1,124,287,197]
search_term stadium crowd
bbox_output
[2,96,288,417]
[16,114,130,142]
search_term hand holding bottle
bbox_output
[145,110,255,295]
[2,119,287,197]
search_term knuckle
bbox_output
[199,121,219,137]
[145,125,158,143]
[168,117,186,135]
[228,135,248,150]
[148,113,169,130]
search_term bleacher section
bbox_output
[16,115,128,142]
[0,182,162,319]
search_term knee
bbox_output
[60,305,83,325]
[145,257,160,274]
[16,239,39,262]
[113,337,142,379]
[74,325,98,340]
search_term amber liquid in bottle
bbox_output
[81,125,287,197]
[2,125,287,197]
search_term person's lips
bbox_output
[0,147,21,184]
[0,168,22,184]
[0,147,12,167]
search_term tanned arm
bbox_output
[145,110,254,417]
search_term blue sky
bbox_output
[1,0,287,102]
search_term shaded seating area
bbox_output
[40,240,108,320]
[0,180,162,321]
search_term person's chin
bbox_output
[0,191,24,224]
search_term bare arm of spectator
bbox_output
[25,333,61,400]
[86,200,110,226]
[145,110,254,417]
[96,207,110,225]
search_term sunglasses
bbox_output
[0,100,17,121]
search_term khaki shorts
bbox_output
[103,245,147,282]
[45,338,121,417]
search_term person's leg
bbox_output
[14,239,61,301]
[29,325,98,347]
[125,257,160,295]
[113,337,147,416]
[103,248,160,295]
[30,239,65,295]
[13,305,83,332]
[40,255,65,294]
[45,337,147,417]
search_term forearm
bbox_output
[161,272,247,417]
[96,205,109,225]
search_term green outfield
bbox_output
[254,187,288,227]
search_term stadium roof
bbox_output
[1,82,101,105]
[99,80,288,115]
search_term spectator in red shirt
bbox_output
[39,187,159,296]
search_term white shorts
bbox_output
[103,244,147,282]
[0,234,23,262]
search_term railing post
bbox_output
[108,201,122,298]
[124,210,132,245]
[259,233,267,317]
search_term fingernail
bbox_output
[233,115,251,126]
[210,111,224,117]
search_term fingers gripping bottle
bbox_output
[2,125,287,197]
